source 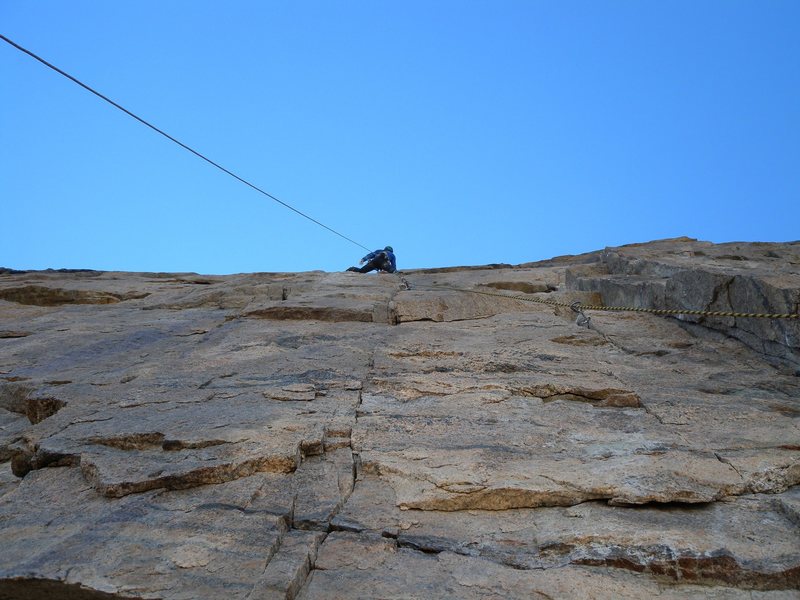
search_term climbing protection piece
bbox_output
[571,301,592,327]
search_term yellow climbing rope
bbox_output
[430,286,799,320]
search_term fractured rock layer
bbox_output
[0,238,798,598]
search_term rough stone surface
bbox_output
[566,238,800,366]
[0,238,798,599]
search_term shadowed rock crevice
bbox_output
[0,330,30,339]
[0,286,149,306]
[512,384,641,408]
[79,447,302,498]
[568,545,800,590]
[484,281,557,294]
[24,396,67,424]
[246,306,374,323]
[0,579,141,600]
[11,435,302,494]
[365,447,793,511]
[0,383,66,425]
[550,334,608,347]
[84,433,231,452]
[9,442,78,477]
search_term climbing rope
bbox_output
[0,34,371,252]
[423,285,800,320]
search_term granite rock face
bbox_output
[566,238,800,365]
[0,238,798,599]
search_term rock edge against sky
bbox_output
[0,237,798,599]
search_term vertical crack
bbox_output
[287,342,377,598]
[714,452,744,481]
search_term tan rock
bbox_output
[300,532,798,599]
[0,239,798,598]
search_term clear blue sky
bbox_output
[2,2,798,274]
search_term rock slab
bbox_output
[0,239,798,599]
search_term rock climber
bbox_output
[347,246,397,274]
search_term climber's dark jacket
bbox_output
[349,249,396,273]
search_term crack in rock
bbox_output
[0,285,149,306]
[0,383,67,424]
